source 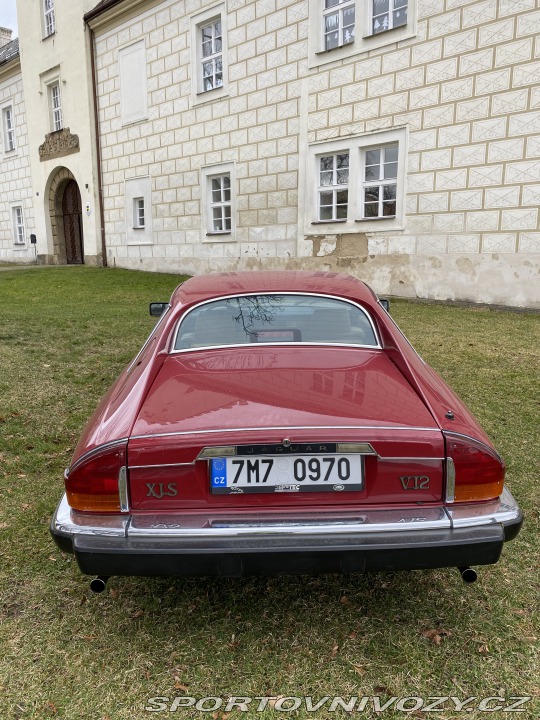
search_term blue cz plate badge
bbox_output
[211,458,228,489]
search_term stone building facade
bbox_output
[2,0,540,307]
[1,1,105,267]
[85,0,540,307]
[0,33,36,263]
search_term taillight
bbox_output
[65,441,128,512]
[444,432,505,503]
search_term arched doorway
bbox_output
[62,180,84,264]
[46,167,85,265]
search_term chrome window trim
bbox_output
[126,303,171,373]
[381,302,427,363]
[170,292,382,353]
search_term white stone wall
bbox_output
[94,0,301,270]
[93,0,540,307]
[0,63,36,263]
[16,0,104,265]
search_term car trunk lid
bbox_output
[128,347,444,510]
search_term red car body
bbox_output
[51,271,522,586]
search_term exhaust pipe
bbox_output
[89,576,110,594]
[458,567,477,584]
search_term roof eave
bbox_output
[84,0,157,28]
[84,0,124,24]
[0,53,21,81]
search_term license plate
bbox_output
[210,455,363,494]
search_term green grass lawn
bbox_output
[0,267,538,719]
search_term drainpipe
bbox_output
[88,24,107,267]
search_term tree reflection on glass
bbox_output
[227,295,285,336]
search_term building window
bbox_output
[318,153,349,221]
[2,106,15,152]
[125,176,152,245]
[371,0,408,34]
[201,19,223,92]
[191,4,227,103]
[12,206,26,245]
[308,0,416,66]
[307,129,407,232]
[209,174,231,232]
[201,162,235,239]
[362,145,398,218]
[323,0,355,51]
[43,0,55,37]
[50,83,62,131]
[133,198,145,228]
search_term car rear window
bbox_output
[173,294,379,351]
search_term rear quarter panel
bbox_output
[374,307,496,449]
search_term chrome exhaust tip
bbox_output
[458,566,477,584]
[89,576,110,594]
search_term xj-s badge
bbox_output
[145,482,178,499]
[400,476,430,490]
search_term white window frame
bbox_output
[308,0,417,67]
[133,197,145,229]
[50,82,63,131]
[190,4,228,106]
[125,176,152,245]
[2,103,16,152]
[305,128,408,234]
[12,206,26,245]
[208,174,232,233]
[200,19,223,93]
[361,144,399,220]
[317,151,350,222]
[370,0,409,36]
[322,1,356,52]
[201,162,236,241]
[43,0,55,37]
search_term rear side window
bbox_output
[173,294,378,350]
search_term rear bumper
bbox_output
[50,488,523,577]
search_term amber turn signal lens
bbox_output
[454,480,504,503]
[66,491,121,513]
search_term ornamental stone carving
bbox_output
[39,128,80,161]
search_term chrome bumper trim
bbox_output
[446,487,520,528]
[128,506,450,537]
[52,494,129,538]
[51,486,521,543]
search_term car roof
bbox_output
[171,271,377,307]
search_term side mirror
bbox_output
[379,298,390,313]
[149,302,168,317]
